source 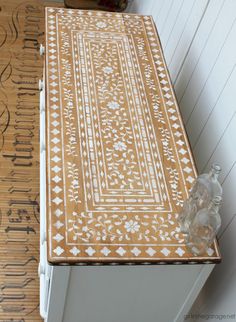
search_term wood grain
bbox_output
[0,1,62,321]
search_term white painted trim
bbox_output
[174,264,215,322]
[46,266,71,322]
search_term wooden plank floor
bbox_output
[0,1,62,321]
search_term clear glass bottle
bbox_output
[179,163,222,233]
[186,196,222,256]
[179,195,198,232]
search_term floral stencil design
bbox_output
[113,141,127,151]
[124,220,140,233]
[46,9,202,263]
[68,211,184,243]
[96,21,107,29]
[103,66,113,74]
[91,41,143,190]
[107,101,120,110]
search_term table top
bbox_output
[45,7,221,264]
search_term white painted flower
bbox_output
[107,101,120,110]
[96,21,107,29]
[124,220,140,234]
[69,136,76,144]
[72,179,79,186]
[113,141,127,151]
[103,66,113,74]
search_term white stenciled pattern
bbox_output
[67,212,184,243]
[47,12,65,259]
[70,246,80,256]
[124,220,140,233]
[46,9,218,262]
[67,162,80,204]
[96,21,107,29]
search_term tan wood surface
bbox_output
[0,1,62,320]
[45,8,220,264]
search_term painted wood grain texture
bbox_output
[129,0,236,319]
[0,1,62,321]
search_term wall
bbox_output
[128,0,236,320]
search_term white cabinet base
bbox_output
[43,264,214,322]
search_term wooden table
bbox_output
[39,7,221,322]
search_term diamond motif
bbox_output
[207,248,214,256]
[172,123,180,129]
[174,131,182,137]
[177,140,184,146]
[179,148,187,155]
[159,72,165,78]
[101,247,111,257]
[184,166,192,174]
[166,100,174,106]
[52,175,61,183]
[161,248,170,256]
[50,68,57,73]
[55,209,63,217]
[53,197,62,205]
[85,247,96,256]
[146,247,156,257]
[160,79,168,85]
[175,247,185,257]
[116,247,126,256]
[53,246,64,256]
[54,220,64,229]
[51,89,58,95]
[162,86,169,92]
[52,156,61,163]
[164,93,171,99]
[181,157,189,164]
[186,176,195,184]
[52,146,60,153]
[53,233,64,242]
[52,120,59,127]
[50,75,57,82]
[131,247,141,257]
[170,115,177,121]
[70,247,80,256]
[52,112,59,118]
[52,137,60,144]
[52,129,60,135]
[51,96,58,102]
[53,186,62,194]
[52,166,61,173]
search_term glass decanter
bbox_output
[186,196,222,256]
[179,163,222,233]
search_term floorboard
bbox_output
[0,1,62,321]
